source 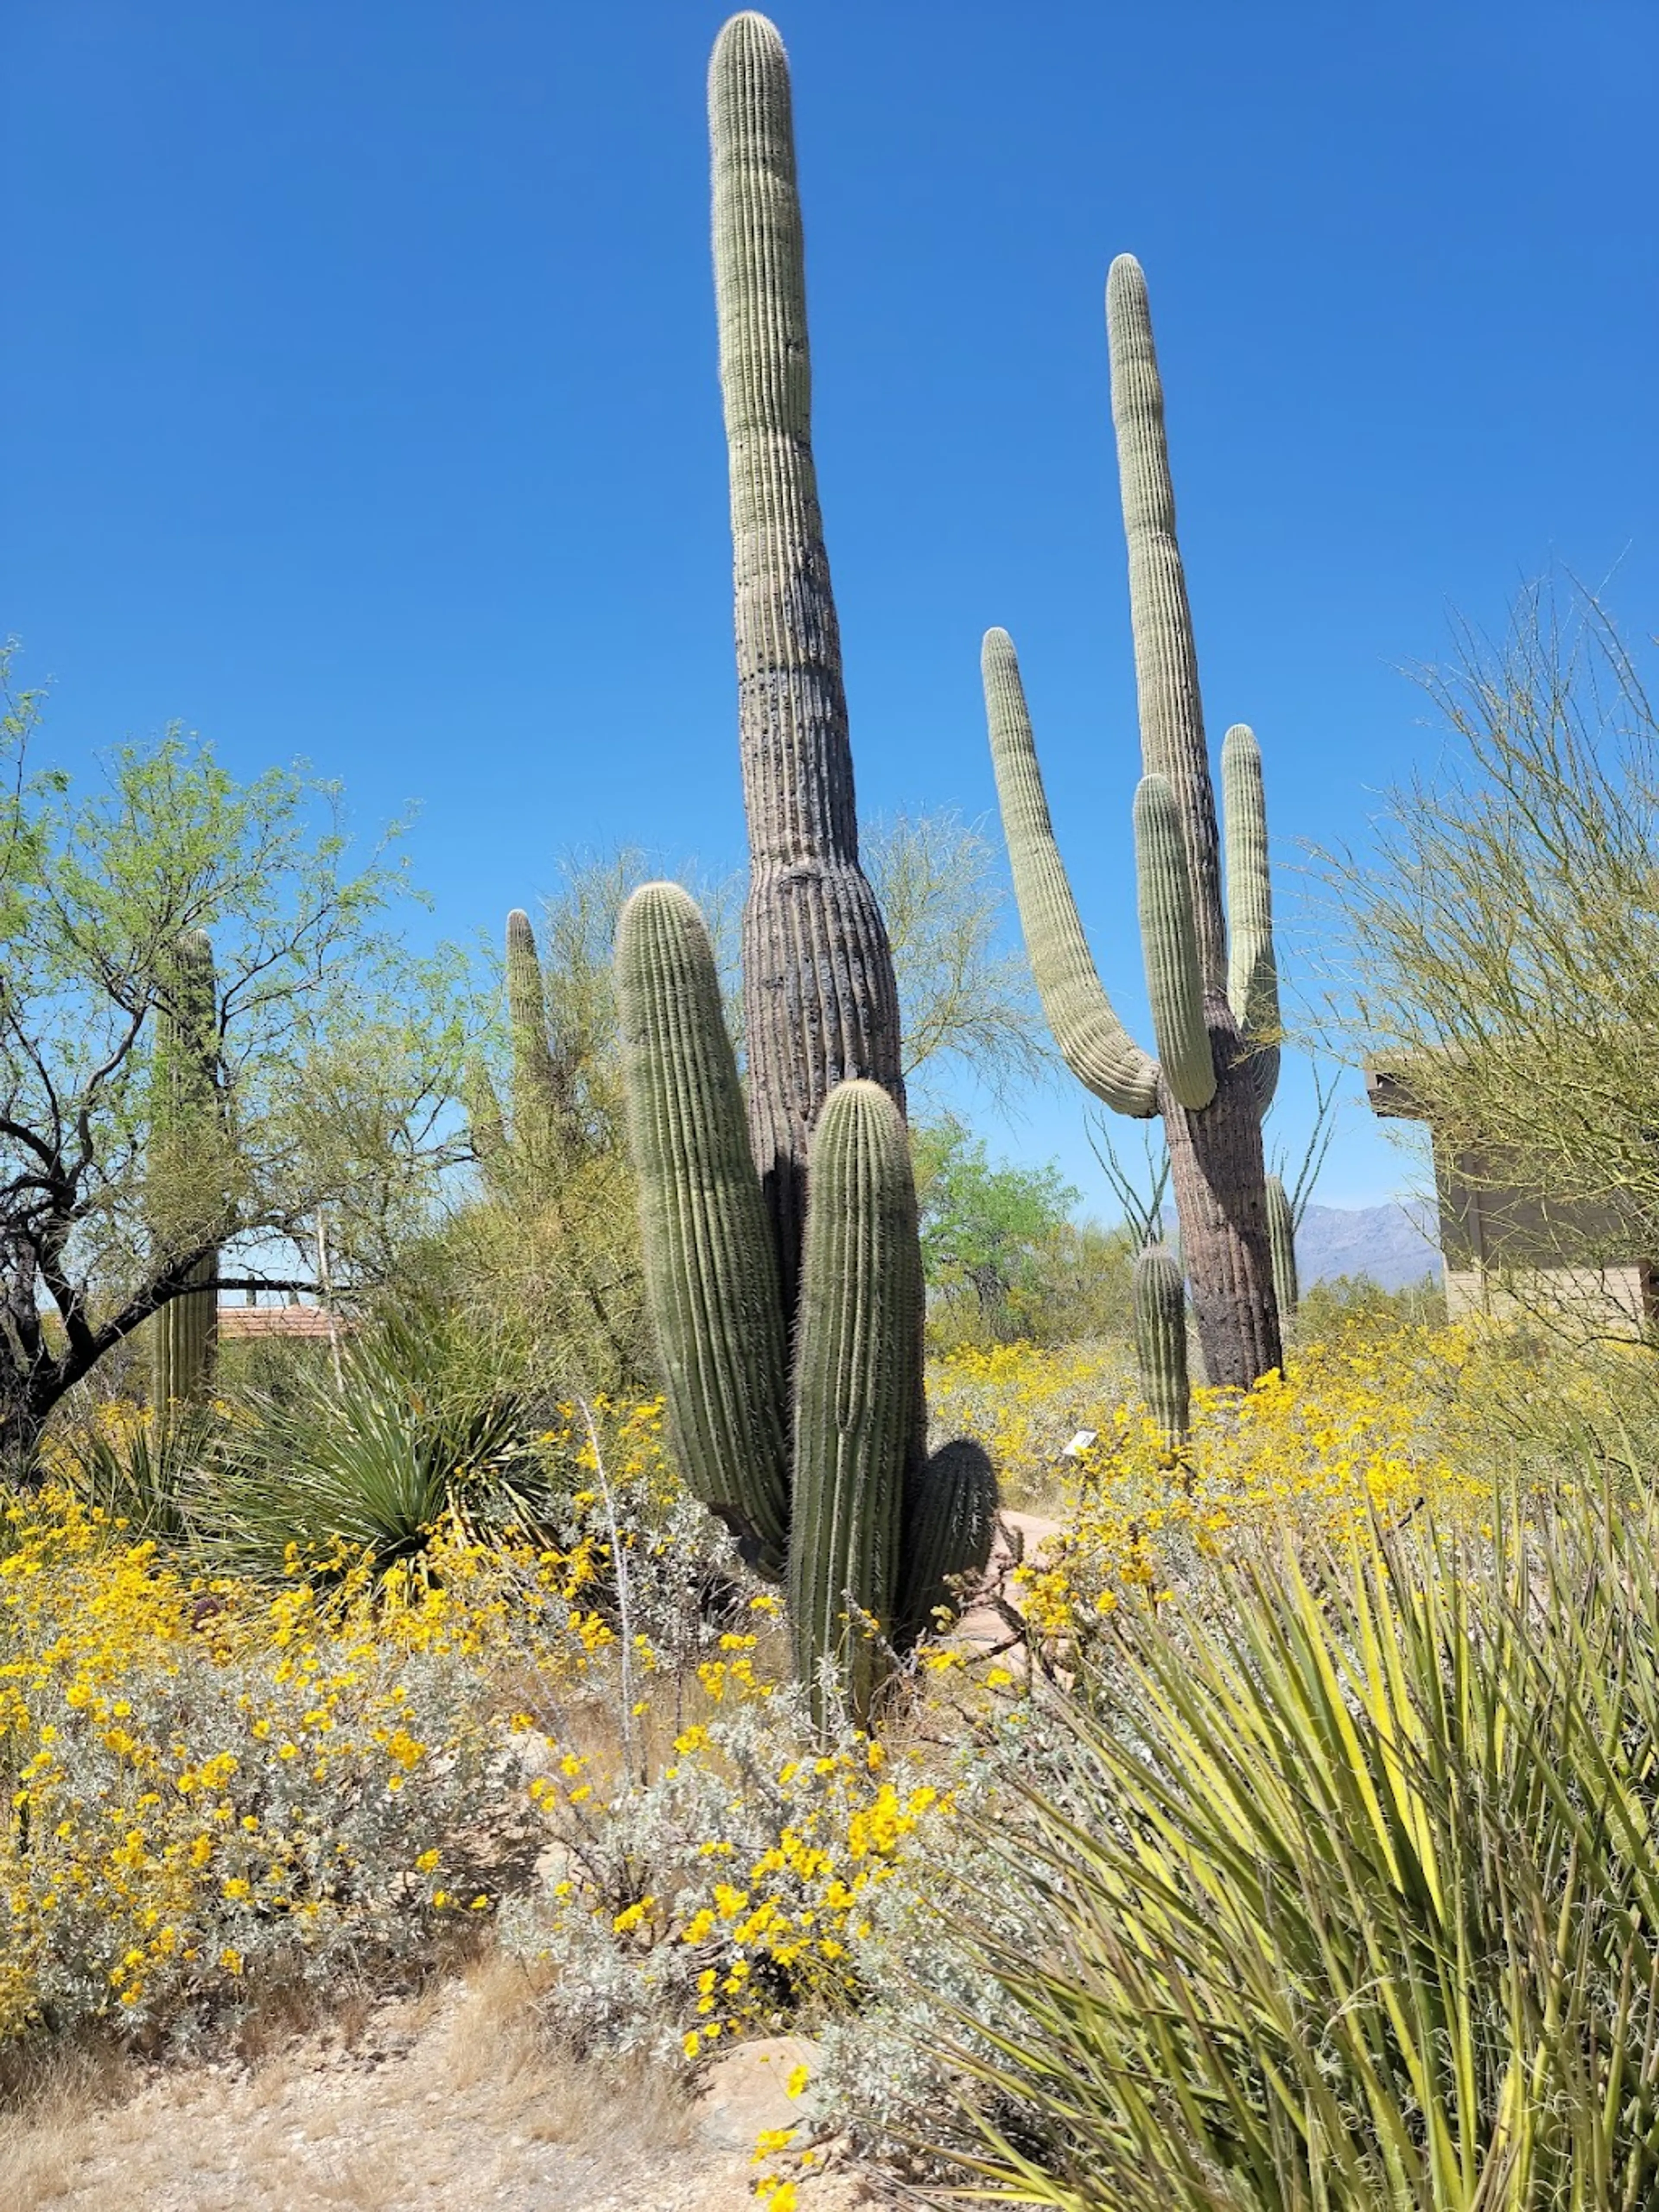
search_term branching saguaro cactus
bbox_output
[151,929,219,1409]
[618,885,993,1724]
[984,254,1283,1393]
[612,16,994,1725]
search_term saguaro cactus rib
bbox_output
[617,882,791,1577]
[709,12,906,1316]
[1134,1243,1190,1443]
[789,1079,920,1725]
[982,629,1159,1118]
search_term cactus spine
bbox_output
[151,930,219,1409]
[614,16,994,1723]
[1265,1173,1299,1330]
[1134,1243,1190,1443]
[984,253,1283,1395]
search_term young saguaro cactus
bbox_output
[1134,1243,1190,1445]
[151,929,220,1409]
[984,254,1282,1392]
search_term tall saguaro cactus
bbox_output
[984,255,1282,1391]
[612,16,994,1725]
[710,9,906,1321]
[151,929,220,1409]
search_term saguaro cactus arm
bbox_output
[616,882,790,1578]
[709,12,906,1310]
[982,628,1159,1118]
[1134,774,1216,1112]
[1221,722,1280,1111]
[1108,252,1226,995]
[789,1078,921,1725]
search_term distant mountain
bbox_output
[1295,1202,1442,1292]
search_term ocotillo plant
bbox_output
[617,884,991,1723]
[984,254,1282,1392]
[612,15,992,1722]
[150,929,219,1409]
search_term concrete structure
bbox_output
[1367,1066,1657,1331]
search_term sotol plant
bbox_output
[150,928,220,1409]
[614,15,995,1723]
[983,255,1284,1408]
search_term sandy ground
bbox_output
[1,1959,886,2212]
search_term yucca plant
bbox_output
[937,1499,1659,2209]
[207,1307,547,1582]
[51,1398,222,1543]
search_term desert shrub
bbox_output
[499,1666,953,2067]
[39,1398,223,1542]
[1294,1271,1447,1342]
[0,1493,510,2052]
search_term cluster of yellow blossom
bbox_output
[0,1420,680,2046]
[933,1326,1525,1662]
[521,1625,952,2060]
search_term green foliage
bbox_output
[1327,586,1659,1311]
[938,1501,1659,2207]
[1295,1271,1447,1344]
[864,807,1050,1111]
[53,1400,223,1543]
[914,1118,1079,1338]
[0,694,473,1458]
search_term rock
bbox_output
[693,2034,821,2152]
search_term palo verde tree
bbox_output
[0,665,472,1470]
[1327,583,1659,1325]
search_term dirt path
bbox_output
[3,1959,884,2212]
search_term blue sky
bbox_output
[6,1,1655,1213]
